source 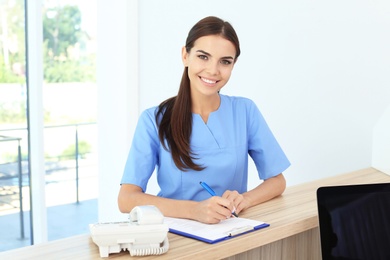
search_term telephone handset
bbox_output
[129,204,164,225]
[90,205,169,257]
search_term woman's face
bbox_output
[182,35,236,98]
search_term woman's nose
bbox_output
[206,61,219,75]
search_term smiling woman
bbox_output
[118,16,290,225]
[183,35,236,110]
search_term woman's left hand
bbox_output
[222,190,250,215]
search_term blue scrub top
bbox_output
[121,94,290,201]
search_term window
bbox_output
[0,0,97,251]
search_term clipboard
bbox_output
[164,217,269,244]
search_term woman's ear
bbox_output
[181,46,188,67]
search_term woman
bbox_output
[118,16,290,224]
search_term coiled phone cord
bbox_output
[129,237,169,256]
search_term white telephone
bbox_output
[89,205,169,257]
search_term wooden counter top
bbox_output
[1,168,389,260]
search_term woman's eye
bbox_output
[221,60,232,65]
[198,55,208,60]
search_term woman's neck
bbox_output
[191,93,221,123]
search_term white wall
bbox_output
[373,105,390,175]
[97,0,139,221]
[98,0,390,220]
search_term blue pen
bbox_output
[199,181,238,217]
[199,181,217,196]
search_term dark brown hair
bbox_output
[156,16,241,171]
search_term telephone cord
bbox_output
[129,237,169,256]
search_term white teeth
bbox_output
[201,77,217,84]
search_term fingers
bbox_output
[196,197,235,224]
[222,190,248,215]
[195,192,251,224]
[210,196,234,220]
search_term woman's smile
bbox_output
[200,76,219,85]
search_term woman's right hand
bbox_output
[193,196,235,224]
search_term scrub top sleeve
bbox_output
[247,101,290,180]
[120,109,160,192]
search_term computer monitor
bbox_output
[317,183,390,260]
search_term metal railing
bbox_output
[44,122,97,203]
[0,135,24,239]
[0,122,97,240]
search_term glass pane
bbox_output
[42,0,98,241]
[0,0,31,251]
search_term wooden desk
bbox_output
[1,168,389,260]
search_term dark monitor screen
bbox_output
[317,183,390,260]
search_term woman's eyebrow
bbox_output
[196,49,234,60]
[196,50,211,56]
